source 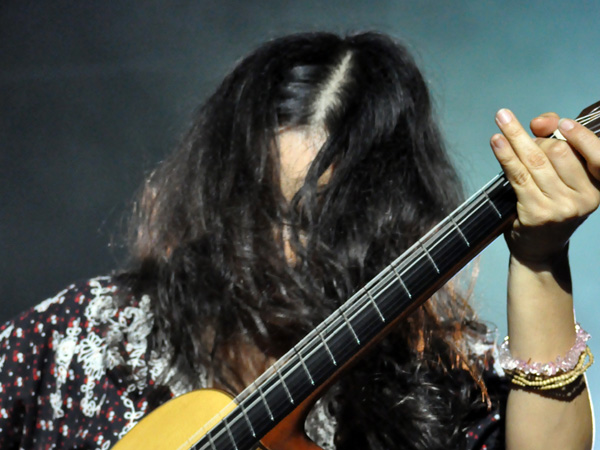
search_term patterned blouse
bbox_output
[0,278,503,449]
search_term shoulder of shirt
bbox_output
[2,276,205,399]
[0,276,162,427]
[1,276,148,334]
[0,276,155,374]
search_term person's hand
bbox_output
[490,109,600,265]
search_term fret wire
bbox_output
[483,189,502,218]
[191,410,237,450]
[458,200,495,230]
[276,369,295,404]
[359,269,396,304]
[239,402,256,438]
[300,295,377,371]
[237,362,278,406]
[395,252,444,304]
[386,241,446,300]
[318,330,337,365]
[340,308,361,345]
[293,306,370,385]
[224,421,239,450]
[294,347,315,385]
[460,193,492,222]
[356,264,396,301]
[455,196,507,244]
[379,172,504,292]
[239,390,273,435]
[454,194,490,230]
[270,289,350,381]
[390,263,412,298]
[208,434,217,450]
[237,309,340,413]
[344,290,394,346]
[364,208,456,295]
[363,287,385,322]
[344,287,386,337]
[269,298,384,409]
[449,214,470,247]
[331,294,380,343]
[400,221,481,302]
[425,218,471,263]
[258,388,274,421]
[200,416,238,450]
[208,355,304,450]
[419,240,440,274]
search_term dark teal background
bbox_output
[1,0,598,440]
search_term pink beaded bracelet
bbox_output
[498,323,591,376]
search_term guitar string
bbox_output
[576,109,600,123]
[578,115,600,128]
[189,112,600,449]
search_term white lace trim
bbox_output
[46,278,154,424]
[34,285,71,313]
[465,324,504,376]
[117,384,147,441]
[0,323,14,343]
[50,318,81,419]
[0,324,14,376]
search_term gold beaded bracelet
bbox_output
[506,346,593,390]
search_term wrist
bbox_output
[505,228,571,269]
[509,245,571,284]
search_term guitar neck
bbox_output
[193,101,600,450]
[194,174,516,449]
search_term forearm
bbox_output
[505,251,593,450]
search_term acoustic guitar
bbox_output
[112,102,600,450]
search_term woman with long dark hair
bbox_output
[0,32,596,449]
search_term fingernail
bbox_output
[496,109,512,125]
[492,135,505,149]
[559,118,575,132]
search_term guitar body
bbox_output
[112,388,323,450]
[112,389,236,449]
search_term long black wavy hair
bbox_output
[121,32,502,449]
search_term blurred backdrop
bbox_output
[1,0,599,440]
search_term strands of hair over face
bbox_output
[118,32,504,449]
